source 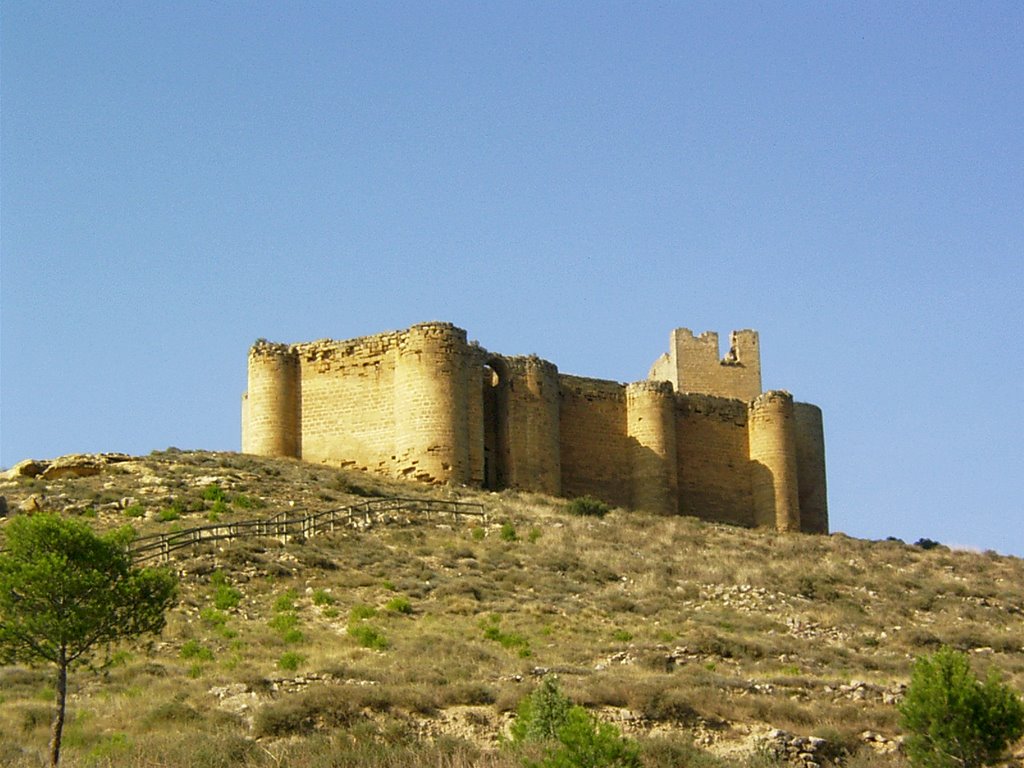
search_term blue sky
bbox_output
[2,3,1022,554]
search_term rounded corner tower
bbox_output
[394,322,471,485]
[626,379,679,516]
[243,341,300,458]
[748,390,800,532]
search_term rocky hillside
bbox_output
[2,450,1023,768]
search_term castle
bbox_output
[241,322,827,533]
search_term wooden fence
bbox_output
[129,496,487,564]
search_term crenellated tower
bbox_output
[649,328,761,401]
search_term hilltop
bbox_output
[1,450,1023,768]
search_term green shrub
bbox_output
[566,495,610,518]
[200,607,228,627]
[385,596,412,614]
[155,508,180,523]
[232,494,261,509]
[546,707,641,767]
[277,651,305,671]
[348,624,388,650]
[510,677,640,768]
[201,483,227,502]
[312,589,335,606]
[269,612,299,633]
[510,677,573,743]
[350,604,377,621]
[899,646,1024,768]
[482,617,531,657]
[179,640,214,662]
[500,522,517,542]
[123,504,145,518]
[273,589,298,613]
[213,582,242,610]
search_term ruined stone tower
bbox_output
[242,322,828,533]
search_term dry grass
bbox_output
[2,450,1024,766]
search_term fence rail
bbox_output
[129,497,486,564]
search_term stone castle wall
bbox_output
[242,322,828,533]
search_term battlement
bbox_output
[242,322,826,534]
[649,328,762,401]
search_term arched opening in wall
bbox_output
[482,358,510,490]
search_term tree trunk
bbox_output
[49,652,67,767]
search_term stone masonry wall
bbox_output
[675,394,754,526]
[558,375,632,507]
[243,322,827,534]
[294,333,401,473]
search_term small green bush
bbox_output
[269,612,299,633]
[213,582,242,610]
[199,607,228,628]
[155,508,180,523]
[273,589,298,613]
[201,483,227,502]
[179,640,214,662]
[312,589,335,606]
[348,624,388,650]
[285,629,304,644]
[482,617,531,657]
[566,496,611,518]
[500,522,517,542]
[277,651,305,672]
[385,596,412,615]
[350,604,377,621]
[123,504,145,518]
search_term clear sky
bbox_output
[2,3,1022,554]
